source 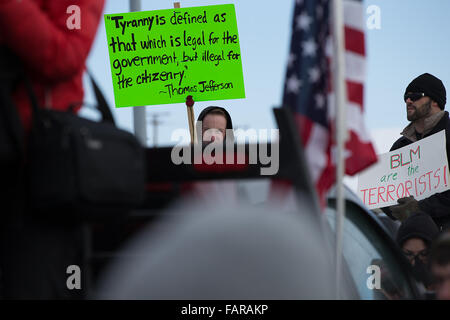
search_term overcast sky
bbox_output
[83,0,450,191]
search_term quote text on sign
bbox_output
[104,4,245,107]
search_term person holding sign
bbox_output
[383,73,450,230]
[197,106,234,144]
[188,106,237,203]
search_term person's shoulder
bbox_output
[436,111,450,137]
[390,136,410,151]
[444,111,450,127]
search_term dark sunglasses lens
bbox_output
[404,93,423,102]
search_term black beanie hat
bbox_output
[405,73,446,109]
[396,212,440,248]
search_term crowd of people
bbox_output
[198,72,450,300]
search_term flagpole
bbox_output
[130,0,147,146]
[331,0,348,299]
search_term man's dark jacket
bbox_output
[387,111,450,230]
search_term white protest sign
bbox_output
[357,130,450,209]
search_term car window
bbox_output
[326,201,416,300]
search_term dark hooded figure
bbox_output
[196,106,234,144]
[396,212,440,290]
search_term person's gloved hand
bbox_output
[389,196,420,222]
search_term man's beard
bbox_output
[407,99,432,121]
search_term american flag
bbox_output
[281,0,377,207]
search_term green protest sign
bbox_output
[104,4,245,108]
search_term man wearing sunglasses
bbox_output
[382,73,450,231]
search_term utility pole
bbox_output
[129,0,147,146]
[147,112,169,147]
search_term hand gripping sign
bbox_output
[357,130,450,210]
[104,4,245,108]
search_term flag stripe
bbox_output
[294,113,314,145]
[345,26,365,55]
[345,51,366,83]
[304,122,329,182]
[343,0,365,32]
[328,92,371,142]
[347,80,364,108]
